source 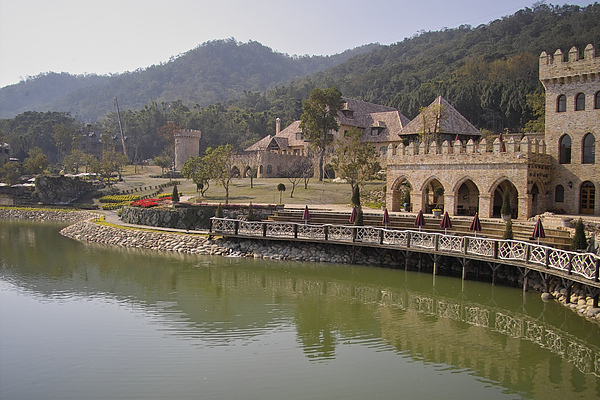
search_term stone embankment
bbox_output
[60,221,230,256]
[0,208,99,223]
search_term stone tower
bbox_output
[174,129,201,171]
[539,44,599,215]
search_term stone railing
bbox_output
[210,218,600,285]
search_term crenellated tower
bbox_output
[539,44,599,215]
[174,129,202,171]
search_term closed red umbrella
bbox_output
[414,210,425,231]
[469,212,482,237]
[532,217,545,244]
[302,205,310,224]
[439,211,452,234]
[382,208,390,228]
[349,206,357,224]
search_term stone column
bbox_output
[479,194,492,218]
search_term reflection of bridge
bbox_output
[210,218,600,299]
[351,283,600,378]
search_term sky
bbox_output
[0,0,596,88]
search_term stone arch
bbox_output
[389,176,413,212]
[489,177,519,219]
[231,166,240,178]
[452,177,480,216]
[420,176,444,213]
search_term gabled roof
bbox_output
[245,135,272,152]
[401,96,481,137]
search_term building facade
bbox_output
[174,129,202,171]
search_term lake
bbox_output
[1,220,599,399]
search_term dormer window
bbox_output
[371,127,384,135]
[296,132,302,140]
[341,109,354,119]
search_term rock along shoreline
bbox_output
[2,208,600,324]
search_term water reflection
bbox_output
[2,220,600,399]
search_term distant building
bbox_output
[174,129,202,171]
[0,143,9,166]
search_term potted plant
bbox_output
[432,208,442,217]
[500,191,511,221]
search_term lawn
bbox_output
[115,166,386,208]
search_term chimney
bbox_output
[276,118,281,135]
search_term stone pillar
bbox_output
[445,194,457,216]
[479,194,492,218]
[174,129,202,171]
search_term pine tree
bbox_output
[572,219,587,251]
[351,185,361,208]
[502,220,514,240]
[171,184,180,202]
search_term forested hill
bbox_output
[0,40,381,121]
[274,2,600,132]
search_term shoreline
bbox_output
[2,208,600,324]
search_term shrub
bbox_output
[501,191,511,217]
[503,220,514,240]
[172,184,180,202]
[572,219,588,251]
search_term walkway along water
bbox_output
[210,217,600,307]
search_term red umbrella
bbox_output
[302,205,310,224]
[439,211,452,234]
[532,217,545,244]
[469,212,482,237]
[382,208,390,228]
[414,210,426,231]
[349,206,357,224]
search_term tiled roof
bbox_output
[401,96,481,137]
[245,135,272,152]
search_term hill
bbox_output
[0,39,381,121]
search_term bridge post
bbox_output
[493,241,499,259]
[262,222,267,237]
[352,227,357,242]
[434,235,439,252]
[545,248,550,269]
[406,232,411,248]
[234,220,239,235]
[294,224,298,239]
[209,218,213,233]
[595,259,599,282]
[567,253,573,275]
[325,225,329,241]
[525,244,531,263]
[380,229,384,245]
[463,237,469,255]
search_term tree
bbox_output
[299,87,344,181]
[23,147,49,175]
[202,145,236,204]
[51,123,77,163]
[0,162,21,185]
[277,183,286,204]
[501,191,512,218]
[351,184,361,208]
[154,155,172,175]
[98,149,128,183]
[331,127,379,192]
[503,219,514,240]
[172,184,180,202]
[283,158,313,198]
[181,156,210,197]
[572,219,587,251]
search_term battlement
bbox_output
[387,136,548,164]
[174,129,202,139]
[539,44,599,82]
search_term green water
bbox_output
[1,220,600,400]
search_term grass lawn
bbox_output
[114,165,386,208]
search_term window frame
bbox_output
[557,94,567,112]
[582,133,595,164]
[559,134,572,164]
[575,93,585,111]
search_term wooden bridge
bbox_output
[210,217,600,302]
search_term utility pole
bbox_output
[114,96,127,156]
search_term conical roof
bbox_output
[401,96,481,137]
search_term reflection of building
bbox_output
[174,129,201,171]
[386,44,599,219]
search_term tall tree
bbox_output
[299,87,344,181]
[181,155,210,196]
[202,145,236,204]
[331,127,379,191]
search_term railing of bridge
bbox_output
[210,218,600,283]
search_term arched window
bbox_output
[555,185,564,203]
[595,91,600,109]
[583,133,595,164]
[559,135,571,164]
[575,93,585,111]
[266,165,272,175]
[259,165,263,174]
[380,146,387,154]
[557,94,566,112]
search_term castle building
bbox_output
[385,44,598,219]
[174,129,202,171]
[539,44,599,215]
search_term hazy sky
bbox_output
[0,0,596,88]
